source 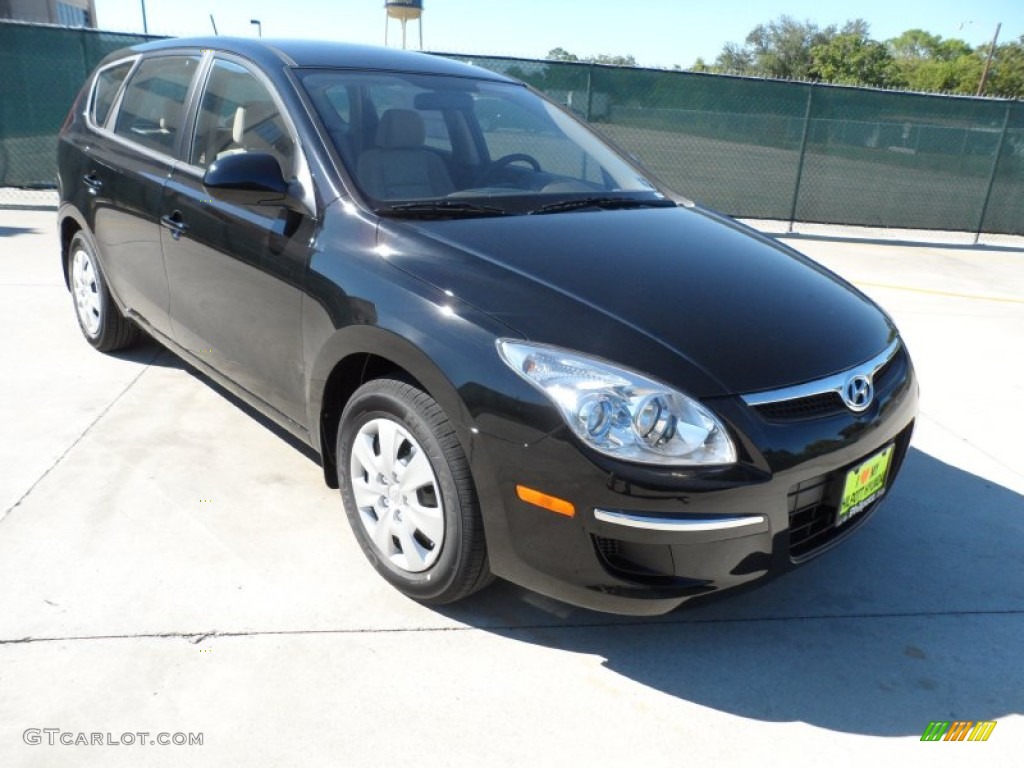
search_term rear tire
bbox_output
[68,231,137,352]
[337,378,492,605]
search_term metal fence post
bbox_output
[78,28,90,87]
[585,63,595,122]
[974,104,1012,244]
[788,85,814,233]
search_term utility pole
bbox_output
[140,0,148,33]
[977,22,1001,96]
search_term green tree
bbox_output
[711,16,880,80]
[740,15,839,79]
[986,35,1024,97]
[810,32,905,87]
[591,54,638,67]
[934,38,974,61]
[887,29,981,93]
[714,41,754,74]
[546,47,579,62]
[907,56,983,94]
[547,48,638,67]
[888,29,972,61]
[888,29,943,59]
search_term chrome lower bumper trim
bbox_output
[594,509,767,532]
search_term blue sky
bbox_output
[94,1,1023,68]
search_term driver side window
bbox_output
[191,59,296,176]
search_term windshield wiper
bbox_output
[376,201,511,219]
[528,197,677,215]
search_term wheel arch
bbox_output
[58,205,88,289]
[310,326,477,489]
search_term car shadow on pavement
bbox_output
[100,338,1023,736]
[119,336,322,464]
[443,448,1024,737]
[0,225,41,238]
[108,336,183,368]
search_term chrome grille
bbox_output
[744,339,905,423]
[753,391,845,421]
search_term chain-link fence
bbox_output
[2,21,1021,236]
[448,54,1024,236]
[0,21,160,206]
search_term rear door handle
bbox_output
[82,173,103,193]
[160,211,189,240]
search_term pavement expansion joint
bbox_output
[3,609,1023,646]
[919,410,1024,484]
[0,347,163,525]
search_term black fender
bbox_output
[56,203,91,289]
[307,325,474,465]
[303,272,524,488]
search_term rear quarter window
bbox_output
[91,60,134,128]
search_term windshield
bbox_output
[298,70,665,216]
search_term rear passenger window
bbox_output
[190,59,295,176]
[91,60,133,128]
[114,55,200,155]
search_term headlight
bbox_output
[497,340,736,466]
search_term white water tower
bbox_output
[384,0,424,50]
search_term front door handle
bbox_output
[82,173,103,194]
[160,211,189,240]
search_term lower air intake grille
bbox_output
[787,474,847,559]
[787,422,913,560]
[593,535,621,561]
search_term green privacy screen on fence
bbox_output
[1,22,1021,234]
[452,54,1024,235]
[0,23,160,190]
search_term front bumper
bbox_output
[468,346,919,616]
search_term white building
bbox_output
[0,0,97,28]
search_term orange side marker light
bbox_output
[516,485,575,518]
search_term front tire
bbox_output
[337,378,491,605]
[68,231,137,352]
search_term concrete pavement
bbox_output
[1,208,1022,766]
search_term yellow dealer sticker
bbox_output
[838,444,894,526]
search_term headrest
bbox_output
[232,106,246,144]
[376,109,426,149]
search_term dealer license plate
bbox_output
[837,444,895,527]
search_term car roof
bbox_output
[122,37,516,83]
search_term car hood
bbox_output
[377,205,896,397]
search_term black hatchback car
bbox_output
[58,38,917,615]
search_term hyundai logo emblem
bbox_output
[842,374,874,412]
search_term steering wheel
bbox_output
[475,153,542,186]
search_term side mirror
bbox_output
[203,151,303,210]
